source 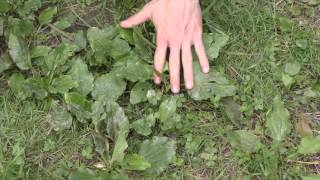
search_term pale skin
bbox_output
[120,0,209,94]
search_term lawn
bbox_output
[0,0,320,179]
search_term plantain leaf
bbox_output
[69,58,94,96]
[8,73,32,100]
[228,130,262,153]
[92,74,126,101]
[130,82,152,104]
[139,136,176,175]
[17,0,41,16]
[159,96,180,131]
[203,32,229,60]
[39,6,57,25]
[0,1,11,13]
[285,63,301,76]
[266,96,291,143]
[111,131,128,164]
[298,136,320,155]
[8,33,31,70]
[0,53,12,73]
[131,113,157,136]
[112,53,152,82]
[188,62,236,101]
[105,102,129,140]
[46,105,73,131]
[45,43,77,70]
[64,92,91,122]
[49,75,78,94]
[123,154,151,171]
[87,27,130,64]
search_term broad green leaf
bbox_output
[131,113,157,136]
[111,131,128,164]
[120,28,134,44]
[0,1,11,13]
[282,74,295,88]
[8,18,33,38]
[302,175,320,180]
[139,136,176,175]
[112,53,152,82]
[92,101,129,164]
[130,82,151,104]
[69,58,94,96]
[298,136,320,154]
[221,97,241,127]
[53,15,76,30]
[8,73,32,100]
[159,97,181,131]
[147,89,162,105]
[266,96,291,143]
[290,5,302,16]
[204,32,229,60]
[64,92,92,122]
[105,102,129,140]
[49,75,78,94]
[17,0,41,16]
[46,105,73,131]
[68,168,96,180]
[39,7,58,25]
[285,63,301,76]
[0,53,12,73]
[27,77,49,99]
[87,26,119,64]
[93,133,109,156]
[188,62,236,101]
[91,99,108,129]
[123,154,151,171]
[87,27,112,63]
[132,30,153,62]
[92,74,126,101]
[0,18,3,36]
[296,39,308,49]
[45,43,77,70]
[31,46,52,58]
[109,36,131,59]
[228,130,262,153]
[8,34,31,70]
[74,31,87,50]
[279,17,294,32]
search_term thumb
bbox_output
[120,4,153,28]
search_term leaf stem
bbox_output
[47,24,74,42]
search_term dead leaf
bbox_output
[295,114,313,136]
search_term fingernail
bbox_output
[185,82,194,90]
[172,86,180,94]
[203,66,210,73]
[120,21,128,27]
[154,78,161,85]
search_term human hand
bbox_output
[120,0,209,93]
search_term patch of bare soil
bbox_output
[310,6,320,27]
[59,1,114,32]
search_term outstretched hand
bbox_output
[120,0,209,93]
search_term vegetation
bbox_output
[0,0,320,179]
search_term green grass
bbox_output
[0,0,320,179]
[0,91,94,179]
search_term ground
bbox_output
[0,0,320,179]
